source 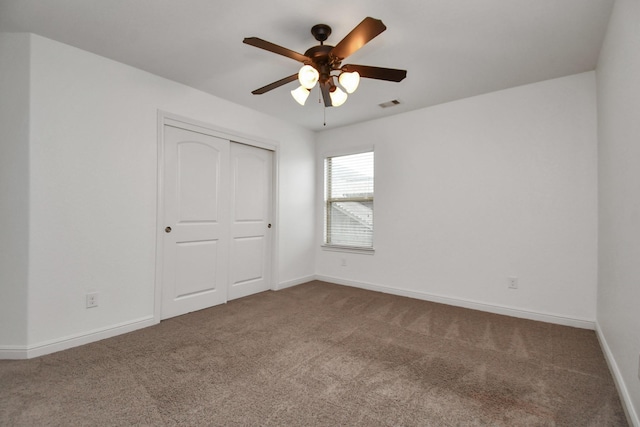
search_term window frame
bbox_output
[321,146,375,254]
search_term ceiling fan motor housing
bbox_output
[303,44,338,82]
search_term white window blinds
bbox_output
[324,151,374,248]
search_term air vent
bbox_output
[378,99,401,108]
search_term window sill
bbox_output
[321,245,375,255]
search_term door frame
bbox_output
[155,111,280,323]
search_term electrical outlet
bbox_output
[86,292,99,308]
[508,277,518,289]
[341,258,347,267]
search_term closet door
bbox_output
[228,142,273,300]
[160,125,229,319]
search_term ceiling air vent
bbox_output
[379,99,401,108]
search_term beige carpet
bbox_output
[0,281,628,426]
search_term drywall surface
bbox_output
[596,0,640,421]
[316,72,598,323]
[24,34,315,347]
[0,33,30,347]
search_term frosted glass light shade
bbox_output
[329,87,348,107]
[291,86,310,105]
[339,71,360,93]
[298,65,319,89]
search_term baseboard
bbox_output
[276,274,317,291]
[0,345,29,360]
[0,316,157,360]
[595,323,639,427]
[315,275,596,330]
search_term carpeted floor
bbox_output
[0,281,628,426]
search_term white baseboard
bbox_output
[0,316,157,359]
[595,323,639,427]
[276,274,317,291]
[0,345,29,360]
[315,275,596,330]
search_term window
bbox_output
[324,151,374,249]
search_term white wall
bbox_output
[0,33,315,355]
[596,0,640,422]
[0,33,30,348]
[316,72,598,326]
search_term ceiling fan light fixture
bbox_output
[291,85,310,105]
[329,86,348,107]
[245,17,407,111]
[298,65,319,89]
[339,71,360,94]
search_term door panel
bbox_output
[177,142,220,221]
[228,143,273,300]
[161,125,229,319]
[234,154,267,220]
[174,240,218,298]
[232,236,264,284]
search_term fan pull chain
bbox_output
[318,88,326,126]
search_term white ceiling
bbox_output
[0,0,614,131]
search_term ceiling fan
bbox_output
[243,17,407,107]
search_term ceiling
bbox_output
[0,0,614,132]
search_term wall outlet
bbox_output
[86,292,99,308]
[508,277,518,289]
[341,258,347,267]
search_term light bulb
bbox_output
[298,65,319,90]
[291,86,310,105]
[329,86,348,107]
[339,71,360,94]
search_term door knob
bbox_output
[165,226,172,233]
[267,224,272,228]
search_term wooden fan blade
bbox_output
[251,74,298,95]
[342,64,407,82]
[243,37,310,63]
[330,17,387,61]
[320,81,333,107]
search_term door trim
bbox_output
[155,111,279,323]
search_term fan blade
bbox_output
[243,37,310,63]
[251,74,299,95]
[330,17,387,61]
[342,64,407,82]
[320,81,333,107]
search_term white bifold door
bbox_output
[160,124,273,320]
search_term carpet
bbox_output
[0,281,628,426]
